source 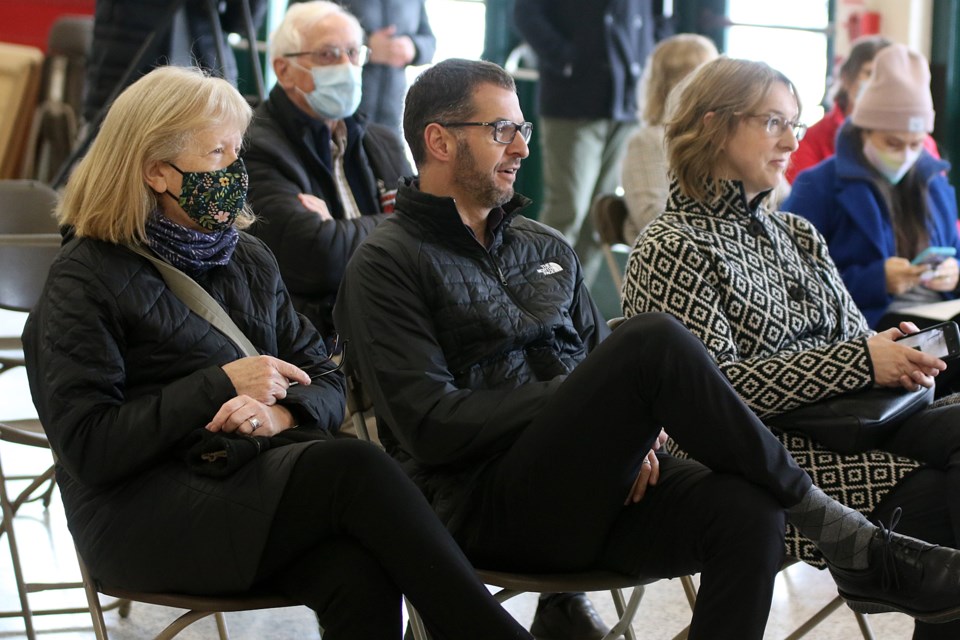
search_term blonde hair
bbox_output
[268,1,363,64]
[666,57,800,204]
[59,66,254,243]
[641,34,718,126]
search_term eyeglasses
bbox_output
[438,120,533,144]
[289,337,347,386]
[312,340,346,380]
[283,45,369,67]
[740,113,807,141]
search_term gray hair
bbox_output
[268,1,363,63]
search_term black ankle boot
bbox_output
[530,592,613,640]
[828,508,960,623]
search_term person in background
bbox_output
[84,0,269,123]
[622,55,960,640]
[335,57,960,640]
[783,44,958,331]
[785,35,938,184]
[341,0,436,133]
[512,0,672,290]
[244,1,411,343]
[289,0,435,132]
[22,64,532,640]
[620,33,717,241]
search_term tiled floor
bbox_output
[0,309,917,638]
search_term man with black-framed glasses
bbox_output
[243,0,411,346]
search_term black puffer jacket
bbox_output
[334,181,607,533]
[245,86,411,339]
[23,232,345,593]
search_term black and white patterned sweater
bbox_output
[624,178,876,417]
[623,178,920,565]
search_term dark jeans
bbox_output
[456,313,813,640]
[876,402,960,639]
[252,439,528,640]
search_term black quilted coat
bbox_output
[22,232,345,593]
[334,181,608,535]
[245,86,412,339]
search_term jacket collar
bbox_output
[265,84,367,166]
[665,177,769,222]
[394,177,532,251]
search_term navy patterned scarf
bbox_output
[145,211,239,277]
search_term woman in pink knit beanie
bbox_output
[784,44,960,339]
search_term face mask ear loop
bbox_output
[163,162,185,204]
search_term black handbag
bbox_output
[765,385,933,454]
[178,428,331,478]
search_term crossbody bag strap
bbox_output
[127,244,259,357]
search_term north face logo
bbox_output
[536,262,563,276]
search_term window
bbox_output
[724,1,832,124]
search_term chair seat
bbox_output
[94,587,296,613]
[475,569,653,593]
[0,335,25,370]
[0,418,47,449]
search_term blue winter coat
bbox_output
[783,127,957,327]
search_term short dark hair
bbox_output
[403,58,516,167]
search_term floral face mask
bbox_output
[165,158,249,232]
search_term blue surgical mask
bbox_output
[298,62,363,120]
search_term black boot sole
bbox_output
[840,591,960,623]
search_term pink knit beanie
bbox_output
[851,43,935,132]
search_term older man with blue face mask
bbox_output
[244,0,411,344]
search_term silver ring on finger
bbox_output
[642,459,651,466]
[248,417,262,430]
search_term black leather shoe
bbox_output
[828,508,960,623]
[529,592,614,640]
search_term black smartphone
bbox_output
[895,320,960,359]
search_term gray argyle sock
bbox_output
[786,485,876,569]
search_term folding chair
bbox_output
[589,194,630,291]
[344,367,666,640]
[0,179,61,375]
[0,180,103,638]
[24,15,93,183]
[677,557,875,639]
[0,418,123,639]
[76,551,299,640]
[0,42,43,180]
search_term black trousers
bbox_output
[876,402,960,639]
[455,313,813,640]
[251,439,529,640]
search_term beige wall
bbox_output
[834,0,932,59]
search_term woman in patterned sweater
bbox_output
[622,57,960,640]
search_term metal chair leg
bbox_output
[607,586,642,640]
[405,596,431,640]
[0,453,37,640]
